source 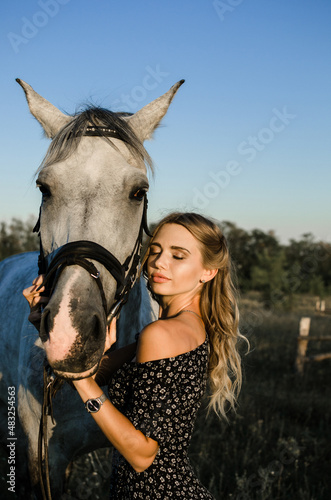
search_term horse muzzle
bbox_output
[39,268,110,378]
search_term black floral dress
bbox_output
[108,336,214,499]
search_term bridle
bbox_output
[34,125,152,500]
[34,125,152,326]
[34,194,151,326]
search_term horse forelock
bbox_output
[37,106,153,174]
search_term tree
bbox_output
[0,216,39,261]
[284,234,331,294]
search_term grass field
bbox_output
[1,293,330,499]
[189,293,331,500]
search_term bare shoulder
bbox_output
[136,320,172,363]
[136,315,205,363]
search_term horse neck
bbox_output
[116,278,156,348]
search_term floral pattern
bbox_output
[108,337,215,499]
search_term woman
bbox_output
[24,212,245,499]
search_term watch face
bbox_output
[86,399,101,412]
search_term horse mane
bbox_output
[37,107,153,173]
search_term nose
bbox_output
[153,252,168,270]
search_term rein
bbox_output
[34,139,152,498]
[38,363,63,500]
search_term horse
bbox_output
[0,78,184,498]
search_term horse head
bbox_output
[17,78,184,379]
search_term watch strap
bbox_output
[84,393,107,413]
[97,393,107,404]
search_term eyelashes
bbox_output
[148,251,160,256]
[149,251,184,260]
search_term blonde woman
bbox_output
[24,212,245,499]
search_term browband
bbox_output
[84,126,119,137]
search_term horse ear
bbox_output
[127,79,185,142]
[16,78,72,138]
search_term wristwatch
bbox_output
[84,393,107,413]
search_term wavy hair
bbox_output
[141,212,247,419]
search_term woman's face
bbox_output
[147,223,207,300]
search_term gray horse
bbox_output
[0,78,183,498]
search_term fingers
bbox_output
[103,317,117,353]
[31,295,49,309]
[108,317,117,344]
[23,277,47,332]
[32,275,44,287]
[23,275,48,309]
[23,285,44,307]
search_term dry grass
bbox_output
[190,293,331,499]
[1,294,331,499]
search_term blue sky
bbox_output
[0,0,330,243]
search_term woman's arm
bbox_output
[75,318,158,472]
[94,342,137,385]
[73,377,159,472]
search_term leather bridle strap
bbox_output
[41,241,125,316]
[37,195,151,325]
[38,363,63,500]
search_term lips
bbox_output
[151,273,170,283]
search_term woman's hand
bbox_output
[104,317,117,354]
[22,275,49,331]
[84,318,117,381]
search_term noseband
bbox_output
[34,194,151,326]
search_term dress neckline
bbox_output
[131,334,208,366]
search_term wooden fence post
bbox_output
[295,317,311,375]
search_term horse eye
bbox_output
[37,183,51,200]
[131,188,147,201]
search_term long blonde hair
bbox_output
[141,212,247,419]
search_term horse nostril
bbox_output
[91,315,102,340]
[90,315,106,350]
[40,310,52,343]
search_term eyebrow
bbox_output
[150,242,191,254]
